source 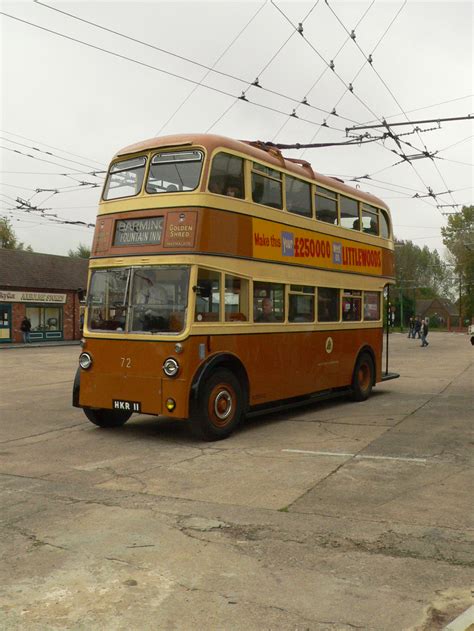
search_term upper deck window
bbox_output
[286,176,312,218]
[379,209,391,238]
[315,186,338,225]
[146,150,203,194]
[103,156,146,201]
[340,196,360,230]
[252,163,283,209]
[208,152,244,198]
[361,203,379,235]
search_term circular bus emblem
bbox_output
[325,337,334,354]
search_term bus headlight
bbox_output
[79,352,93,370]
[163,357,179,377]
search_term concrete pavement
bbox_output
[0,332,472,630]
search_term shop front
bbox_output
[0,249,88,344]
[0,290,68,342]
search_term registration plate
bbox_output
[113,399,141,413]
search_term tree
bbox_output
[0,217,33,250]
[392,239,454,326]
[68,243,91,258]
[441,205,474,323]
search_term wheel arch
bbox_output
[189,353,250,417]
[72,366,82,408]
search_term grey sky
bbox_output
[1,0,473,256]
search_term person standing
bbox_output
[420,317,429,347]
[20,316,31,343]
[414,316,421,339]
[408,316,414,338]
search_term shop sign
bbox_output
[0,291,67,304]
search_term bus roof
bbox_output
[115,133,388,209]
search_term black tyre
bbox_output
[351,352,375,402]
[191,369,243,441]
[83,407,132,428]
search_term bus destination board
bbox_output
[114,216,164,246]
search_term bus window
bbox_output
[88,268,131,331]
[362,204,379,235]
[340,196,359,230]
[364,292,380,321]
[146,150,203,194]
[342,290,362,321]
[103,156,146,201]
[315,187,338,224]
[195,269,221,322]
[317,287,339,322]
[209,152,244,198]
[286,176,312,218]
[289,285,315,322]
[129,266,189,333]
[225,276,249,321]
[251,163,283,209]
[379,209,391,238]
[254,282,284,322]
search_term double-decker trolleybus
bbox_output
[73,134,399,440]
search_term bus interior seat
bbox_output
[227,312,247,322]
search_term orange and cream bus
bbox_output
[73,133,398,440]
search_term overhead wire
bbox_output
[24,4,358,126]
[0,129,105,166]
[156,0,268,135]
[206,1,322,133]
[271,0,376,142]
[323,0,462,213]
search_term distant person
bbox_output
[256,297,276,322]
[352,218,361,230]
[414,316,422,339]
[408,316,415,339]
[420,317,429,347]
[20,316,31,343]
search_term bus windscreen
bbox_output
[88,266,189,334]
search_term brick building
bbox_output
[415,297,459,330]
[0,250,88,343]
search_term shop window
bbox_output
[225,275,249,321]
[342,290,362,321]
[364,292,381,321]
[25,306,62,332]
[195,269,221,322]
[286,176,312,217]
[317,287,340,322]
[208,152,244,198]
[289,285,315,322]
[253,282,284,322]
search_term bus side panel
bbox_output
[209,327,383,406]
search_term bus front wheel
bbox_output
[351,352,374,401]
[191,369,243,441]
[83,408,132,428]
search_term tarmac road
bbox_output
[0,332,472,630]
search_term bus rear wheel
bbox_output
[83,408,132,428]
[191,369,243,441]
[351,352,374,401]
